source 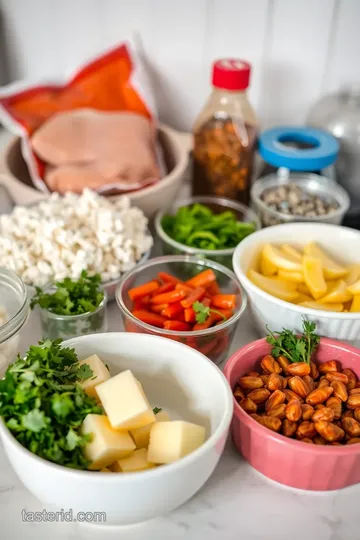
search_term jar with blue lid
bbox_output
[251,126,350,227]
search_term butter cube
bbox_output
[148,421,206,464]
[81,414,135,470]
[130,410,170,449]
[95,370,156,431]
[112,448,156,473]
[79,354,110,397]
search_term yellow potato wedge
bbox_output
[280,244,303,261]
[294,292,313,304]
[260,250,277,276]
[278,269,304,283]
[303,256,327,300]
[348,278,360,296]
[320,280,352,304]
[297,282,312,296]
[299,301,343,312]
[345,264,360,286]
[303,242,348,280]
[247,270,299,302]
[262,244,302,272]
[350,295,360,312]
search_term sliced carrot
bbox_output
[184,307,196,323]
[212,308,234,322]
[151,289,186,305]
[186,269,216,289]
[202,298,211,307]
[128,281,159,301]
[163,320,191,331]
[193,312,218,331]
[175,282,193,295]
[162,302,184,318]
[151,282,174,296]
[157,272,180,284]
[207,281,220,295]
[151,303,168,313]
[181,287,206,308]
[211,294,236,309]
[132,310,166,328]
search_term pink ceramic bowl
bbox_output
[223,337,360,491]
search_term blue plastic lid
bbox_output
[259,126,339,171]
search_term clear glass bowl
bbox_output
[0,267,29,375]
[38,291,108,340]
[116,255,247,365]
[154,196,260,269]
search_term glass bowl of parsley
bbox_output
[155,196,261,269]
[31,271,108,340]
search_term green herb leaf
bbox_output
[266,318,320,364]
[153,407,162,414]
[76,363,94,381]
[22,409,47,432]
[193,301,210,323]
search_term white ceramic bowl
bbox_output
[232,222,360,347]
[0,332,233,526]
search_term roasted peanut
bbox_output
[247,388,271,405]
[260,374,269,385]
[239,398,257,414]
[347,395,360,409]
[261,355,282,374]
[286,362,311,377]
[310,361,319,380]
[347,438,360,444]
[267,403,286,419]
[301,404,315,420]
[343,368,357,390]
[234,386,245,402]
[326,396,342,419]
[284,389,303,403]
[277,355,290,372]
[303,375,315,392]
[354,408,360,422]
[330,380,348,402]
[342,417,360,437]
[313,435,326,445]
[315,404,325,410]
[306,386,334,406]
[315,421,345,442]
[250,413,262,422]
[265,389,286,411]
[285,399,302,422]
[302,438,314,443]
[266,373,283,392]
[318,360,338,374]
[355,381,360,388]
[246,371,260,377]
[318,378,330,388]
[296,421,317,439]
[349,388,360,396]
[288,376,309,399]
[256,415,282,432]
[312,407,335,423]
[238,376,264,390]
[282,419,297,437]
[342,410,354,419]
[331,442,342,445]
[326,372,349,384]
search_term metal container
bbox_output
[307,88,360,216]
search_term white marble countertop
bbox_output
[0,128,360,540]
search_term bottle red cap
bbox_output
[212,59,251,90]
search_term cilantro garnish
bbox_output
[192,301,227,324]
[0,340,102,469]
[30,270,104,316]
[153,407,162,414]
[266,318,320,365]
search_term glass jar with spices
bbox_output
[192,59,258,204]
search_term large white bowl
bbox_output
[232,222,360,347]
[0,332,233,526]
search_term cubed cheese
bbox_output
[112,448,156,473]
[81,414,135,470]
[130,410,170,449]
[95,370,156,431]
[79,354,110,397]
[148,421,206,464]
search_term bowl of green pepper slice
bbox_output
[155,196,260,269]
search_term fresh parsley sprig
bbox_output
[30,270,104,316]
[0,340,102,469]
[192,301,226,324]
[266,319,320,365]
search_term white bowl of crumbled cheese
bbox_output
[0,189,153,299]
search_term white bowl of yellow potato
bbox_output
[0,332,233,526]
[232,223,360,346]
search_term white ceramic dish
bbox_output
[232,222,360,347]
[0,332,233,526]
[0,124,191,218]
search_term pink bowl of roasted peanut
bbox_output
[223,322,360,491]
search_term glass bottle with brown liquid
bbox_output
[192,59,258,205]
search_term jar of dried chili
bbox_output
[192,59,258,204]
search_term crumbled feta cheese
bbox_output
[0,189,153,286]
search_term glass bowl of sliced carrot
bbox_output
[115,255,246,365]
